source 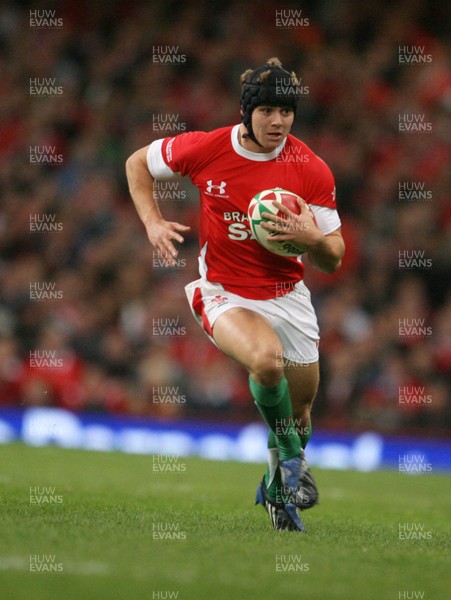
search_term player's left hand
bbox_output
[261,199,324,249]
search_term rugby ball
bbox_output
[248,188,315,257]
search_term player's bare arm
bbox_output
[261,200,345,273]
[125,146,190,266]
[306,228,344,274]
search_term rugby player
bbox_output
[126,58,345,532]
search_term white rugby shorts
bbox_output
[184,278,320,364]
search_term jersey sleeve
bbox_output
[304,154,337,210]
[304,153,340,233]
[147,131,209,180]
[147,139,181,180]
[310,205,341,235]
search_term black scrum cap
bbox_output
[240,57,300,146]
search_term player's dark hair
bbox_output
[240,57,300,146]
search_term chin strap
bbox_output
[241,129,263,147]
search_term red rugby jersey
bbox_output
[158,125,338,300]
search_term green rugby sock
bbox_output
[267,420,312,451]
[267,429,277,450]
[250,376,301,461]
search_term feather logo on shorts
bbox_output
[212,294,228,306]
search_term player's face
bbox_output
[250,106,294,152]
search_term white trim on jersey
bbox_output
[198,242,208,278]
[310,205,341,236]
[147,139,181,180]
[230,124,287,161]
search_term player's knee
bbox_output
[250,347,284,386]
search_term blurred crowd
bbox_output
[0,0,449,435]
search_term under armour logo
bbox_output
[206,180,227,194]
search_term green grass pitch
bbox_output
[0,443,449,600]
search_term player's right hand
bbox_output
[145,219,191,266]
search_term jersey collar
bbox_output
[231,124,287,161]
